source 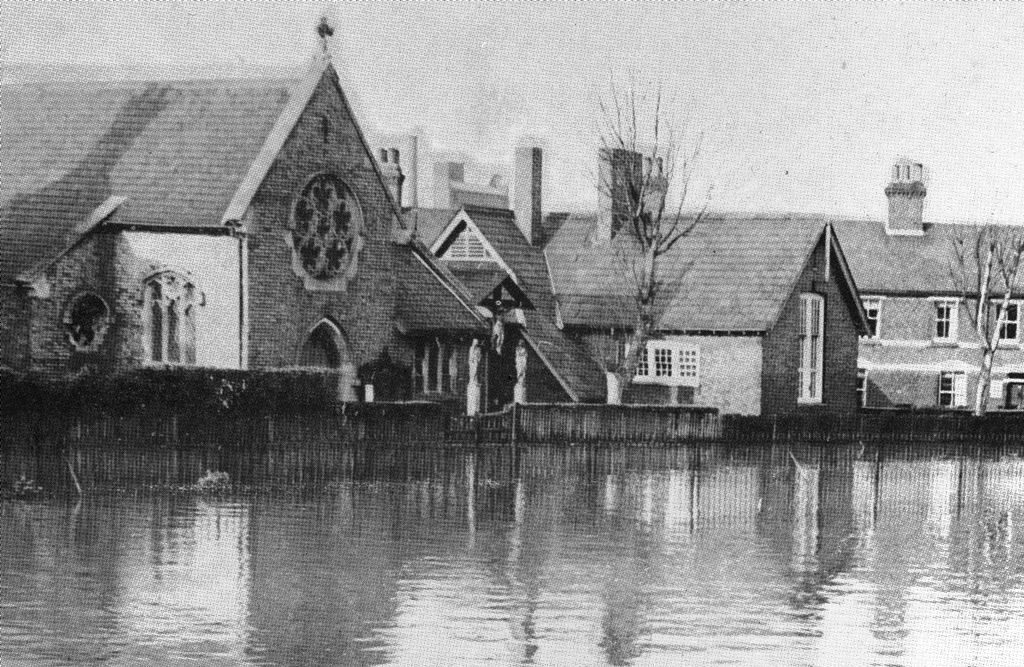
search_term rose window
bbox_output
[290,174,361,280]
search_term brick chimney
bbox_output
[597,148,639,243]
[512,146,542,244]
[378,148,405,208]
[885,159,926,235]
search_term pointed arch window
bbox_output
[144,272,198,364]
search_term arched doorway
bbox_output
[299,319,349,368]
[298,319,357,401]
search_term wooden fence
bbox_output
[723,409,1024,444]
[450,404,722,444]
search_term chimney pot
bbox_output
[885,159,927,235]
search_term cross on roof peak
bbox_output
[316,16,334,53]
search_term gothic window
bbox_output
[63,292,110,352]
[144,272,198,364]
[290,173,362,282]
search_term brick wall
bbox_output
[0,285,30,370]
[244,71,407,373]
[762,236,861,416]
[28,231,121,377]
[858,295,1024,410]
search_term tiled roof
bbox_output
[406,208,456,248]
[830,219,1024,297]
[412,204,606,401]
[544,214,831,332]
[396,243,487,334]
[0,77,293,281]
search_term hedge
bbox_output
[0,366,355,414]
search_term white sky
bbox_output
[4,2,1024,222]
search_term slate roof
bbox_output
[544,213,844,333]
[415,205,606,401]
[0,78,293,282]
[829,219,1024,297]
[396,243,486,334]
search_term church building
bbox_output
[0,47,494,407]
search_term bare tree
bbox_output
[949,224,1024,415]
[595,78,710,403]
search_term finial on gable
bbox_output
[316,16,334,55]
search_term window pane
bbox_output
[150,295,163,362]
[654,347,672,377]
[167,302,180,363]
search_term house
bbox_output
[388,142,869,416]
[544,210,870,417]
[401,146,605,409]
[0,50,493,407]
[831,160,1024,411]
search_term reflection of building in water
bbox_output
[114,499,251,662]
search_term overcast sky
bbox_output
[5,2,1023,222]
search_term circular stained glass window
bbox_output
[290,174,361,280]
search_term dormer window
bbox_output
[441,229,491,261]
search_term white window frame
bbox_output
[798,293,825,404]
[633,340,700,387]
[938,370,968,408]
[932,298,959,344]
[997,301,1021,344]
[861,297,882,339]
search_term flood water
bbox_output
[3,442,1024,666]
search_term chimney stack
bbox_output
[512,146,543,245]
[378,148,405,208]
[597,148,644,243]
[884,158,926,235]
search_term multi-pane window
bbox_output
[144,272,198,364]
[798,293,824,403]
[414,339,458,394]
[934,300,958,342]
[938,371,967,408]
[856,368,868,408]
[634,341,699,387]
[653,348,672,377]
[862,298,881,338]
[636,345,649,377]
[677,347,699,382]
[997,302,1020,343]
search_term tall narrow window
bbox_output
[856,368,868,408]
[144,272,198,364]
[934,300,958,343]
[798,293,825,403]
[415,339,453,394]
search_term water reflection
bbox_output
[3,443,1024,665]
